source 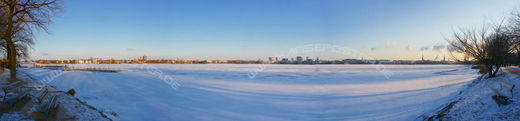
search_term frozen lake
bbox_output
[21,64,479,121]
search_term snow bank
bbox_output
[422,69,520,120]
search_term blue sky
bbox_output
[33,0,520,60]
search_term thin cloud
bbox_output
[420,46,430,51]
[406,44,414,52]
[386,42,396,48]
[432,44,446,52]
[447,45,457,52]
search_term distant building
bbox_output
[377,60,391,64]
[344,59,362,64]
[280,58,290,64]
[296,56,303,62]
[139,55,147,63]
[392,60,414,64]
[305,56,313,62]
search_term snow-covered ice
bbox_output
[20,64,479,121]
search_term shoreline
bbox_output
[0,70,113,120]
[421,68,520,120]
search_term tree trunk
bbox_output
[5,4,17,81]
[492,65,501,77]
[487,65,494,77]
[6,39,16,81]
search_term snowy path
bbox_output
[21,64,479,121]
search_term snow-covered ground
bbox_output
[20,64,479,121]
[423,68,520,120]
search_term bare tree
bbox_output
[0,0,62,80]
[447,24,513,77]
[508,10,520,63]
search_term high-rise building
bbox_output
[141,55,147,63]
[296,56,303,62]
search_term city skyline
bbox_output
[33,55,454,65]
[31,0,520,60]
